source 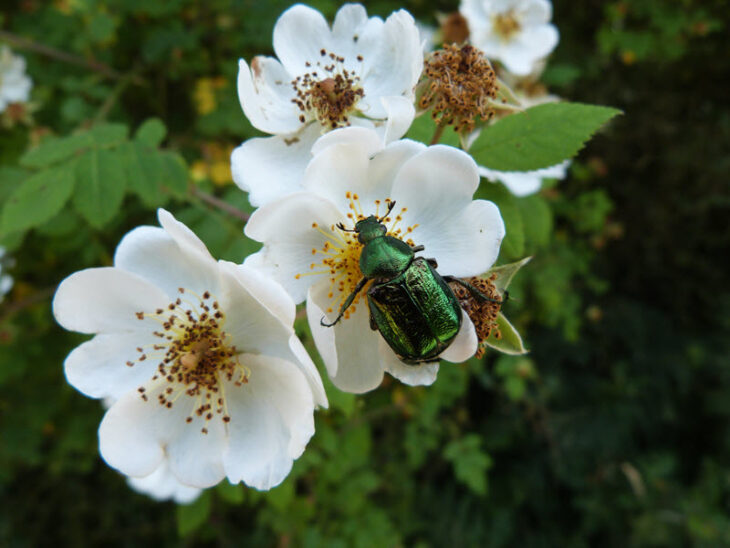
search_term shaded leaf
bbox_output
[135,118,167,147]
[89,123,128,147]
[176,490,211,537]
[1,167,75,234]
[488,257,532,294]
[73,148,127,228]
[19,133,93,168]
[119,142,167,207]
[443,434,492,496]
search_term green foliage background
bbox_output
[1,0,729,545]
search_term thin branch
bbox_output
[190,186,250,223]
[0,287,55,325]
[430,118,447,145]
[0,30,145,86]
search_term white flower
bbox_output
[460,0,559,76]
[53,209,327,491]
[0,247,13,301]
[244,128,505,393]
[479,161,569,196]
[0,46,32,112]
[231,3,423,207]
[128,461,202,504]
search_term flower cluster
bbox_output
[54,1,581,502]
[0,46,32,113]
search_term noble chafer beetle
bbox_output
[321,201,502,364]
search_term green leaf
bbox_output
[487,257,532,294]
[159,152,189,198]
[19,133,93,168]
[0,166,29,204]
[89,123,128,147]
[1,167,75,234]
[135,118,167,147]
[176,490,211,537]
[118,142,167,207]
[443,434,492,496]
[471,103,622,171]
[519,194,553,250]
[72,148,127,228]
[484,313,528,355]
[405,113,460,147]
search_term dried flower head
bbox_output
[450,274,503,358]
[418,43,498,133]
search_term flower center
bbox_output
[295,193,419,320]
[492,11,521,41]
[418,44,497,133]
[291,49,365,130]
[130,288,250,434]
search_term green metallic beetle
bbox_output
[321,201,501,364]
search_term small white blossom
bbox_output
[460,0,559,76]
[244,128,505,394]
[0,247,13,301]
[479,161,569,196]
[53,209,327,491]
[231,3,423,207]
[0,46,32,112]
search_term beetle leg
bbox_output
[425,257,438,269]
[369,312,377,331]
[444,276,504,305]
[320,276,369,327]
[410,244,425,253]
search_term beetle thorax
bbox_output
[355,216,387,244]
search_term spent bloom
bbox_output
[53,209,327,491]
[0,46,32,112]
[460,0,559,76]
[244,128,505,393]
[231,3,423,207]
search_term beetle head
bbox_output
[355,216,387,244]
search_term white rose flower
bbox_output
[127,461,202,504]
[0,246,13,301]
[231,3,423,207]
[460,0,559,76]
[53,209,327,491]
[479,161,569,196]
[244,128,505,394]
[0,46,32,112]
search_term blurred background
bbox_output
[0,0,728,545]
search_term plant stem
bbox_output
[429,118,447,145]
[0,30,145,86]
[190,186,250,223]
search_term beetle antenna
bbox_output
[336,222,356,233]
[378,200,396,222]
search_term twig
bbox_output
[0,30,145,86]
[0,287,55,325]
[190,186,250,223]
[430,118,447,145]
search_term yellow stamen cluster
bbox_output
[130,288,249,434]
[418,44,497,133]
[493,11,522,41]
[449,274,503,359]
[291,49,365,130]
[295,193,418,320]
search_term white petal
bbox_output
[222,353,315,490]
[359,10,422,102]
[230,125,320,207]
[224,262,296,326]
[64,332,159,400]
[288,334,328,408]
[478,161,569,197]
[244,193,344,303]
[127,461,202,504]
[273,5,332,77]
[308,282,385,394]
[439,311,478,362]
[99,388,227,488]
[157,209,213,259]
[310,125,383,158]
[114,225,220,300]
[215,261,295,358]
[53,268,168,334]
[380,95,416,144]
[378,339,440,386]
[392,146,505,276]
[331,4,369,42]
[521,0,552,25]
[237,57,301,135]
